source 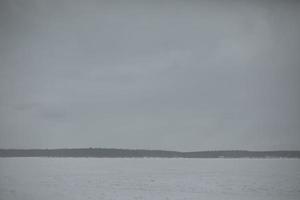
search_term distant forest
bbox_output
[0,148,299,158]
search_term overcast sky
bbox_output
[0,0,299,151]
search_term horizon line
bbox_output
[1,147,300,153]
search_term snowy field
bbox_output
[0,158,299,200]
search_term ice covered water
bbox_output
[0,158,299,200]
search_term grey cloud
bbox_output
[0,0,299,150]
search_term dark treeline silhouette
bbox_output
[0,148,300,158]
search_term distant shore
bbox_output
[1,148,300,158]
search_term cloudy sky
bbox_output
[0,0,299,151]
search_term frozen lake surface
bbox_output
[0,158,299,200]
